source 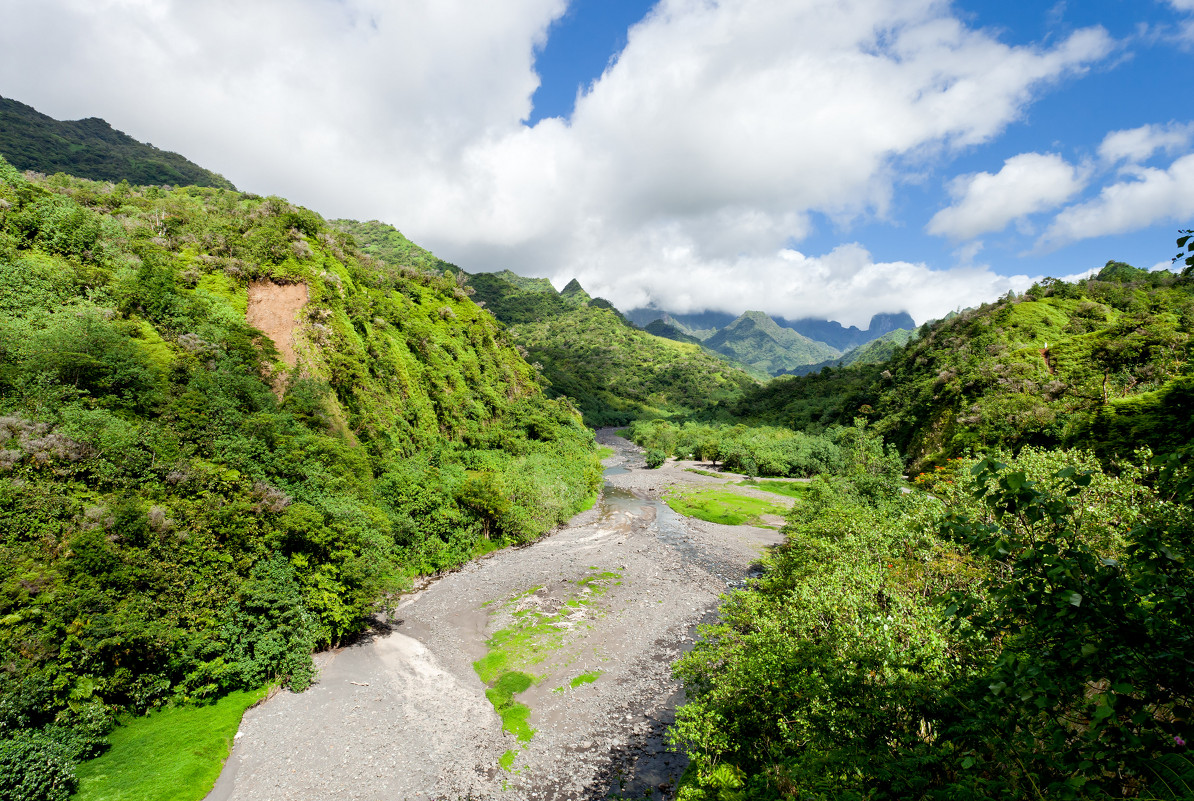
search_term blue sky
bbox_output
[529,0,1194,286]
[2,0,1193,325]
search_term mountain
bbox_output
[560,278,592,307]
[732,262,1194,470]
[462,270,758,424]
[0,95,235,189]
[624,308,735,340]
[702,310,840,375]
[0,156,600,784]
[330,218,455,274]
[772,311,916,351]
[780,327,917,376]
[644,319,702,345]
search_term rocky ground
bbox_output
[207,430,786,801]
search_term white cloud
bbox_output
[1098,122,1194,164]
[1040,153,1194,247]
[926,153,1087,241]
[0,0,1115,323]
[1168,0,1194,12]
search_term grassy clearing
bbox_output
[734,479,811,499]
[73,687,268,801]
[684,468,722,477]
[474,569,621,747]
[596,445,616,461]
[664,487,787,527]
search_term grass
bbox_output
[684,468,721,477]
[73,687,268,801]
[569,669,602,688]
[664,487,787,527]
[734,479,811,499]
[485,671,536,741]
[474,568,621,746]
[499,749,518,771]
[596,445,616,461]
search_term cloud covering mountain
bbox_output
[2,0,1190,326]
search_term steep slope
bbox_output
[624,308,733,340]
[780,327,917,376]
[0,157,600,785]
[463,271,759,424]
[734,263,1194,469]
[0,95,235,189]
[330,218,455,274]
[703,310,840,375]
[644,319,702,345]
[511,305,759,425]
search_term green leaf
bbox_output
[1068,592,1082,607]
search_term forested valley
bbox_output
[0,142,1191,801]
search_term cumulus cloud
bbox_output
[926,153,1087,241]
[1098,122,1194,164]
[1040,153,1194,247]
[0,0,1114,323]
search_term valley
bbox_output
[207,431,784,801]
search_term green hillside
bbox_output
[644,319,702,345]
[732,262,1194,471]
[781,327,917,376]
[512,305,759,425]
[0,96,234,189]
[0,156,599,793]
[330,218,455,275]
[703,310,840,375]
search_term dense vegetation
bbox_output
[0,157,599,797]
[671,432,1193,800]
[703,311,840,376]
[454,268,759,425]
[732,262,1194,471]
[0,96,234,190]
[511,305,758,426]
[780,327,917,376]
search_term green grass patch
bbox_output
[734,479,810,499]
[596,445,616,461]
[570,669,602,688]
[485,671,537,742]
[684,468,722,477]
[474,572,621,743]
[499,749,518,771]
[73,687,267,801]
[664,487,787,527]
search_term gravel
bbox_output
[207,430,783,801]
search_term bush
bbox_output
[644,449,667,469]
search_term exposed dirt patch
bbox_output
[245,281,307,367]
[208,430,784,801]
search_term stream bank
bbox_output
[208,429,783,800]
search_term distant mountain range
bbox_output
[0,94,234,189]
[626,305,917,377]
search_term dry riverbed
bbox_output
[207,430,785,801]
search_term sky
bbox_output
[2,0,1193,327]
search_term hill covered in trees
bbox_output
[0,96,234,189]
[0,157,599,794]
[726,262,1194,471]
[432,267,757,425]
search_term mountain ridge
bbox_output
[0,95,235,189]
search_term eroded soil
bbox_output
[208,430,784,801]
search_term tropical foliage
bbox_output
[0,156,599,796]
[733,262,1194,472]
[672,442,1193,800]
[0,96,234,190]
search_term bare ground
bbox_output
[207,430,784,801]
[245,281,308,367]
